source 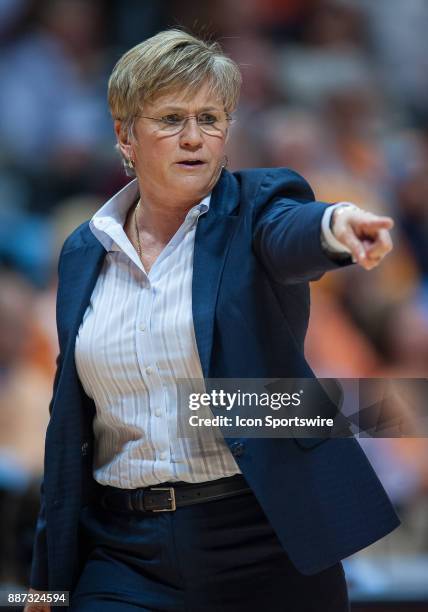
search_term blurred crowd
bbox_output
[0,0,427,592]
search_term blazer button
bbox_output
[230,441,245,457]
[81,442,89,456]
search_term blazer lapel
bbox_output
[192,170,240,378]
[57,226,106,359]
[46,225,106,442]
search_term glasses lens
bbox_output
[159,116,185,134]
[198,112,228,135]
[158,113,230,134]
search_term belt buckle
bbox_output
[148,486,176,512]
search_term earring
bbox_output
[222,155,229,169]
[127,157,135,170]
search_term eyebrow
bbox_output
[155,105,223,113]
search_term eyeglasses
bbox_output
[137,111,233,135]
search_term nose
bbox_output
[179,116,203,148]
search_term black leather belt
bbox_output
[99,474,251,513]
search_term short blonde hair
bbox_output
[108,29,242,174]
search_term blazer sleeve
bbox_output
[29,352,62,590]
[252,169,353,284]
[29,483,48,590]
[29,244,66,590]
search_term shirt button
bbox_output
[139,324,146,332]
[146,366,154,376]
[155,408,161,417]
[159,451,167,460]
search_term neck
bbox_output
[132,161,224,242]
[134,190,202,242]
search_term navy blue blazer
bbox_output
[30,167,400,593]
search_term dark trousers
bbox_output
[71,484,349,612]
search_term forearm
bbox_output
[254,199,353,284]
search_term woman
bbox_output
[26,29,398,612]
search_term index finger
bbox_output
[358,215,394,230]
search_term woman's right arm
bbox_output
[24,353,63,612]
[25,238,68,607]
[27,352,62,594]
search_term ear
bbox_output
[114,120,133,163]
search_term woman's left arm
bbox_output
[252,169,393,284]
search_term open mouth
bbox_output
[177,160,205,166]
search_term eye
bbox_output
[197,113,218,125]
[161,114,183,125]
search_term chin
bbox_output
[177,175,212,193]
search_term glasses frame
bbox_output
[136,111,234,135]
